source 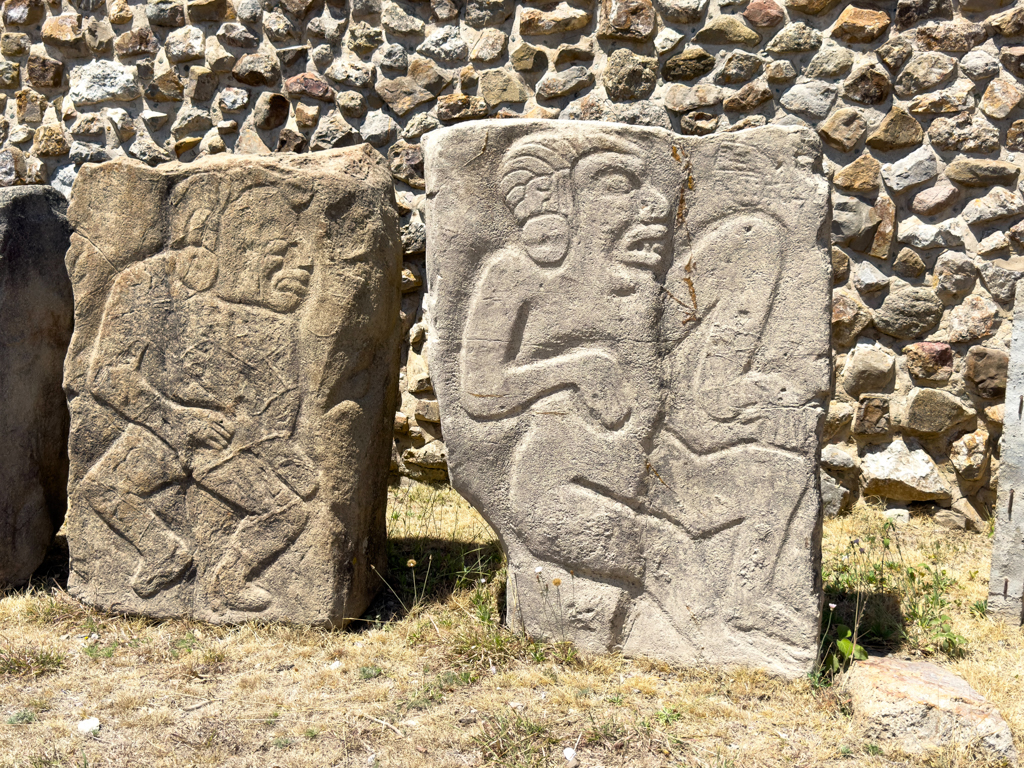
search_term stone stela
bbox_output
[425,121,831,677]
[63,147,402,626]
[0,186,73,588]
[989,279,1024,624]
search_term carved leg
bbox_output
[74,428,192,598]
[208,499,311,612]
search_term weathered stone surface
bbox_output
[934,251,975,296]
[832,291,872,347]
[232,53,280,87]
[948,294,999,343]
[966,346,1008,399]
[915,20,986,52]
[599,0,656,42]
[874,286,942,339]
[846,658,1016,763]
[479,68,531,106]
[520,3,590,35]
[780,81,837,120]
[928,112,999,154]
[866,106,922,152]
[905,341,952,382]
[911,183,957,216]
[963,187,1024,227]
[898,216,965,250]
[832,6,889,43]
[979,259,1022,304]
[853,395,890,435]
[980,77,1023,120]
[946,159,1020,187]
[743,0,783,27]
[990,284,1024,619]
[843,64,891,105]
[962,50,999,81]
[834,153,880,195]
[852,260,888,293]
[68,60,141,105]
[894,52,956,99]
[843,342,894,396]
[716,51,763,85]
[765,21,820,53]
[63,148,401,624]
[0,187,72,588]
[27,54,64,89]
[904,387,973,436]
[833,194,880,251]
[785,0,838,15]
[603,49,657,101]
[860,439,951,501]
[895,0,951,29]
[695,15,762,47]
[424,121,830,675]
[881,145,937,194]
[663,47,715,82]
[537,66,593,99]
[804,46,852,80]
[893,247,926,279]
[722,79,772,112]
[878,36,912,72]
[656,0,708,23]
[909,83,975,114]
[818,108,866,153]
[252,91,288,130]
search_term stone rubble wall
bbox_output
[2,0,1023,527]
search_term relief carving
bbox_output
[425,121,830,676]
[64,149,402,625]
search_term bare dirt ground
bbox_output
[1,484,1021,768]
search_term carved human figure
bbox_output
[72,183,318,612]
[640,137,822,649]
[460,133,673,620]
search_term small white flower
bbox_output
[828,603,837,610]
[535,566,543,574]
[479,578,486,584]
[564,747,577,761]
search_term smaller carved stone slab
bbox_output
[0,186,73,588]
[988,280,1024,623]
[64,147,402,625]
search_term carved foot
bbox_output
[130,537,192,598]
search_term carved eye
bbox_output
[600,171,637,195]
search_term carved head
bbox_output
[499,132,672,272]
[215,186,314,313]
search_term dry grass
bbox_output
[0,486,1021,768]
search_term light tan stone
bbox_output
[63,148,402,625]
[424,121,830,676]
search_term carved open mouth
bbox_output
[272,268,311,296]
[622,225,669,267]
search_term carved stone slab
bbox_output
[988,280,1024,624]
[425,121,831,676]
[0,186,73,588]
[64,148,402,625]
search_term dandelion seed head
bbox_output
[552,578,562,587]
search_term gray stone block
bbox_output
[0,185,73,588]
[424,120,830,677]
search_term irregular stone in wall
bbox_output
[843,342,894,396]
[853,395,890,435]
[780,81,837,120]
[68,59,141,105]
[834,153,880,195]
[765,21,820,53]
[989,6,1024,38]
[905,341,952,382]
[818,108,866,153]
[743,0,782,27]
[604,49,658,101]
[903,387,974,437]
[980,77,1024,120]
[831,6,890,44]
[804,46,852,80]
[63,148,402,625]
[466,0,514,27]
[893,247,926,279]
[894,52,957,98]
[962,187,1024,226]
[945,158,1020,187]
[722,79,771,112]
[0,186,73,588]
[908,83,975,114]
[928,112,999,154]
[843,64,891,105]
[948,294,1000,343]
[979,260,1022,305]
[663,47,715,82]
[866,106,923,151]
[599,0,656,42]
[832,291,872,347]
[911,182,958,215]
[424,120,830,676]
[962,50,999,81]
[695,14,762,47]
[895,0,951,29]
[520,3,590,35]
[874,286,942,339]
[860,439,951,501]
[966,346,1009,399]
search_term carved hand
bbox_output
[578,353,633,429]
[168,406,233,455]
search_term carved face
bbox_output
[216,188,313,313]
[572,150,672,274]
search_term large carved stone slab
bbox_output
[988,280,1024,624]
[64,148,402,625]
[0,186,73,588]
[425,121,831,676]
